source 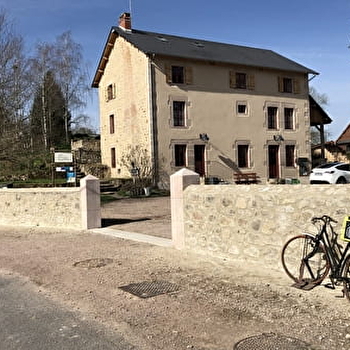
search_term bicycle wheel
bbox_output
[342,255,350,301]
[281,234,330,284]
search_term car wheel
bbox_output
[336,177,347,184]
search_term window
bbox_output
[284,108,294,130]
[109,114,115,134]
[173,101,186,127]
[285,145,295,167]
[174,145,187,166]
[171,66,184,84]
[230,71,255,90]
[238,145,249,168]
[111,147,116,168]
[237,103,247,115]
[282,78,293,93]
[166,65,193,84]
[106,84,116,101]
[235,73,247,89]
[337,164,350,171]
[278,77,300,94]
[267,106,278,129]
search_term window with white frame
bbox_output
[284,107,294,130]
[106,83,116,101]
[237,144,250,168]
[236,101,248,116]
[267,106,278,130]
[109,114,115,134]
[285,145,295,167]
[111,147,116,168]
[174,144,187,166]
[172,101,186,127]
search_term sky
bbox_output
[2,0,350,139]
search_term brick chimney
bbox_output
[119,12,131,31]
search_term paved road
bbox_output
[0,274,136,350]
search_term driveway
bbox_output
[101,196,171,239]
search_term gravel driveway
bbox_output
[0,197,350,349]
[101,196,171,238]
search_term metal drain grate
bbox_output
[234,333,311,350]
[119,280,179,298]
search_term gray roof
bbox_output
[113,27,317,74]
[92,26,317,87]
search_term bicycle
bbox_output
[281,215,350,300]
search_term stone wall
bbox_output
[181,184,350,270]
[0,176,101,230]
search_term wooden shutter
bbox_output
[247,74,255,90]
[165,64,172,84]
[229,71,236,88]
[112,83,116,99]
[293,79,300,94]
[278,76,283,92]
[185,66,193,84]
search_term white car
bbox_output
[309,162,350,184]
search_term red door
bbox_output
[194,145,205,176]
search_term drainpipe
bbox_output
[147,55,159,186]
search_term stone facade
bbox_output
[93,14,317,187]
[180,184,350,270]
[98,34,151,179]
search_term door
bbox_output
[268,145,279,179]
[194,145,205,176]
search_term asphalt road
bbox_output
[0,274,137,350]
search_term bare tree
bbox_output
[52,31,90,144]
[120,146,155,188]
[0,10,31,167]
[28,42,55,149]
[309,86,331,145]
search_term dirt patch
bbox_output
[0,198,350,349]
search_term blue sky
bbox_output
[2,0,350,138]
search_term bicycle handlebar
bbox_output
[311,215,337,225]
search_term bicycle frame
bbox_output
[314,218,350,280]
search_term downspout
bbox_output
[147,55,159,186]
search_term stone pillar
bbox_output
[170,168,200,249]
[80,175,101,229]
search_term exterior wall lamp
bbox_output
[199,133,209,142]
[273,134,284,142]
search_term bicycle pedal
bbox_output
[292,280,318,290]
[324,283,335,290]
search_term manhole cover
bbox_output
[73,258,113,269]
[119,280,179,298]
[234,333,312,350]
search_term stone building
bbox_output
[92,12,323,186]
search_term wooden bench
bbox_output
[234,172,259,184]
